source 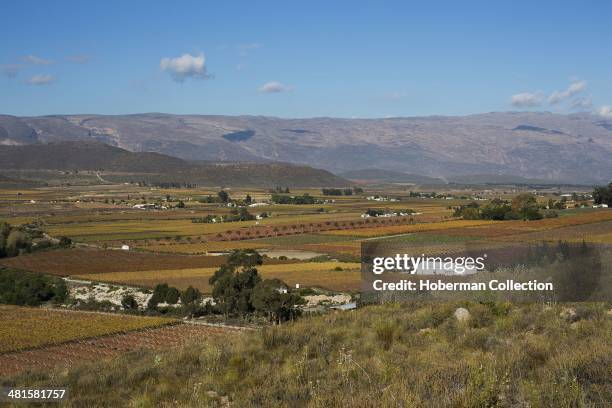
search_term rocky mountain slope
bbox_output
[1,112,611,183]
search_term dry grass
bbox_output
[3,302,610,407]
[0,306,174,353]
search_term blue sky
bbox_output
[1,0,611,118]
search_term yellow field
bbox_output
[75,262,362,292]
[584,232,612,243]
[44,211,364,242]
[0,306,174,353]
[45,218,249,240]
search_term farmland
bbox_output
[74,261,362,292]
[0,247,290,277]
[321,219,497,237]
[2,183,611,294]
[0,305,173,353]
[0,174,612,406]
[0,319,239,376]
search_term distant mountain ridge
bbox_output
[0,141,350,187]
[340,169,446,184]
[1,112,611,183]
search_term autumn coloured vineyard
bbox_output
[0,316,238,376]
[0,306,174,353]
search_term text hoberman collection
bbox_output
[372,279,554,292]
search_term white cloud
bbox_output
[511,91,544,107]
[596,105,612,119]
[571,96,593,110]
[160,53,211,82]
[548,80,587,105]
[0,64,23,78]
[65,55,91,64]
[258,81,291,93]
[27,74,55,85]
[21,55,54,65]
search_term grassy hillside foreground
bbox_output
[2,301,611,407]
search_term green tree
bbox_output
[121,294,138,310]
[165,287,180,304]
[511,193,541,220]
[218,190,230,203]
[209,249,263,317]
[460,207,480,220]
[147,283,181,309]
[251,278,304,324]
[227,248,263,269]
[480,199,513,220]
[593,183,612,206]
[180,286,202,305]
[5,230,31,257]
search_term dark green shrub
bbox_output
[121,294,138,310]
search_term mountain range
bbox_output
[0,142,349,187]
[1,111,611,184]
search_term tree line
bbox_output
[271,194,320,205]
[321,187,363,196]
[453,193,553,221]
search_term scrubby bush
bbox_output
[0,268,67,306]
[58,236,72,247]
[121,294,138,310]
[0,222,32,258]
[147,283,182,309]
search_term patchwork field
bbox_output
[74,261,362,292]
[1,183,610,295]
[0,306,174,353]
[0,248,230,276]
[42,211,368,243]
[0,247,293,276]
